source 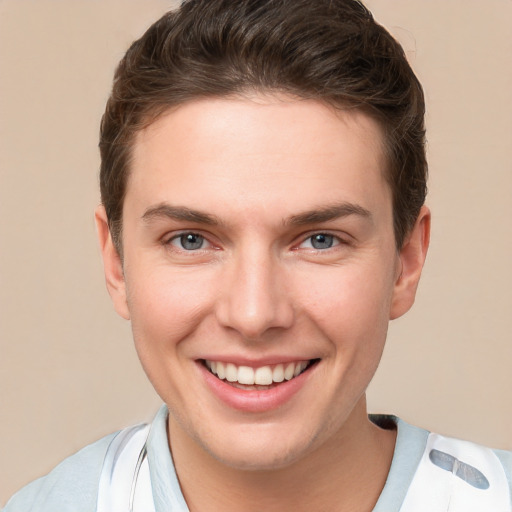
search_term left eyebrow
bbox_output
[286,202,372,226]
[141,203,221,226]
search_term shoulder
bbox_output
[2,432,118,512]
[492,447,512,493]
[402,429,512,511]
[494,447,512,471]
[371,415,512,512]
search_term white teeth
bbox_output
[206,359,312,385]
[293,361,307,377]
[272,364,284,383]
[225,363,237,382]
[254,366,273,385]
[238,366,255,385]
[284,362,295,380]
[216,361,226,380]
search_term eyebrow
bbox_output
[142,203,221,225]
[141,201,372,227]
[287,202,372,226]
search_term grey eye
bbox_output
[310,234,335,249]
[178,233,205,250]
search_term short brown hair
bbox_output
[100,0,427,254]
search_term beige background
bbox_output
[0,0,511,504]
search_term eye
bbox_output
[300,233,340,250]
[169,232,209,251]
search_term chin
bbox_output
[207,442,310,472]
[194,421,321,472]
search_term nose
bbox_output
[215,245,294,340]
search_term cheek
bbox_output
[298,263,395,350]
[124,267,214,407]
[125,266,215,353]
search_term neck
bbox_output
[168,397,396,512]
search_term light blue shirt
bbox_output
[3,405,511,511]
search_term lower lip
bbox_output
[198,362,316,413]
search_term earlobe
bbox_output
[94,205,130,320]
[390,206,431,320]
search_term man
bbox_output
[3,1,511,511]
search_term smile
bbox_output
[204,360,316,388]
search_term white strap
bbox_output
[400,433,510,511]
[97,424,155,512]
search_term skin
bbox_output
[96,95,430,511]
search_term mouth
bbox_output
[202,359,320,391]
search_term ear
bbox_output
[95,205,130,320]
[390,206,431,320]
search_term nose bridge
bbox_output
[217,241,293,339]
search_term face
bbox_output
[97,95,429,470]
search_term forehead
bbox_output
[127,95,390,221]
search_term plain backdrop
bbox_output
[1,0,511,504]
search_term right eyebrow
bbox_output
[141,203,221,226]
[286,202,372,226]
